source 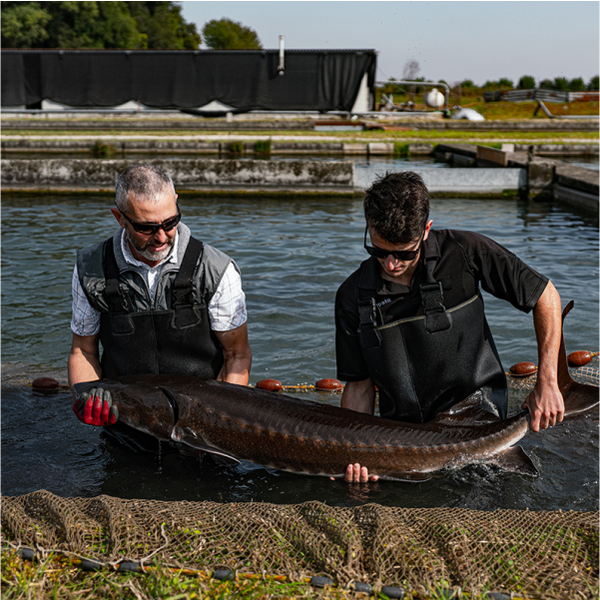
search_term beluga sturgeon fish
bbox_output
[74,302,599,481]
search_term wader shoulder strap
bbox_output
[419,257,451,333]
[103,238,135,335]
[171,237,204,328]
[103,239,131,313]
[358,297,382,349]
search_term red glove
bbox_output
[73,387,119,426]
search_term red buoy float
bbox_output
[32,377,59,393]
[509,362,537,377]
[567,350,594,367]
[256,379,283,392]
[315,378,343,391]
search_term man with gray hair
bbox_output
[69,164,251,427]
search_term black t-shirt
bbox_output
[335,228,549,382]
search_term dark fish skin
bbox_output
[73,301,598,481]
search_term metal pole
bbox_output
[278,36,285,75]
[376,80,450,111]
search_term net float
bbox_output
[509,362,537,377]
[31,377,60,393]
[256,379,283,392]
[567,350,594,367]
[315,378,343,390]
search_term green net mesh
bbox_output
[2,490,598,598]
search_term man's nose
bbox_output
[384,254,400,270]
[153,227,168,243]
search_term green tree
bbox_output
[202,18,262,50]
[460,79,476,89]
[0,0,200,49]
[1,1,50,47]
[538,78,553,89]
[587,75,599,91]
[96,2,146,48]
[568,77,585,91]
[552,77,569,90]
[497,77,514,89]
[128,2,201,49]
[517,75,535,89]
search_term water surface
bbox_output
[2,192,598,511]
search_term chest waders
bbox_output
[99,237,224,379]
[358,257,507,423]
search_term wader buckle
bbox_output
[172,282,200,329]
[358,297,382,349]
[420,281,452,333]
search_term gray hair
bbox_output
[115,165,176,211]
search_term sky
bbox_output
[180,1,599,87]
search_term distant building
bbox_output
[1,49,377,114]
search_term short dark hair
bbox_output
[115,164,176,212]
[363,171,430,244]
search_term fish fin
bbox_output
[387,471,432,483]
[172,427,240,465]
[432,391,502,426]
[558,301,599,418]
[558,301,577,395]
[486,445,538,477]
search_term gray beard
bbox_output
[126,229,175,263]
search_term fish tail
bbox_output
[558,300,576,396]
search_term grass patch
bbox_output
[393,142,410,157]
[90,141,118,157]
[4,130,598,143]
[1,547,543,600]
[227,141,244,154]
[254,139,272,154]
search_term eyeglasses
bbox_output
[118,205,181,235]
[364,226,424,262]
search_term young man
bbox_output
[335,171,563,482]
[69,164,251,426]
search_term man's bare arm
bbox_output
[214,323,252,386]
[522,281,564,432]
[68,333,102,397]
[341,378,376,414]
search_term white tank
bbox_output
[425,88,445,108]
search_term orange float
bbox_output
[256,379,283,392]
[567,351,593,367]
[32,377,59,392]
[509,362,537,377]
[315,378,343,391]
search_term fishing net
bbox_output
[3,357,598,597]
[507,355,600,392]
[2,489,598,599]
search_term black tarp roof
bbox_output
[1,49,377,112]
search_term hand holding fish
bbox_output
[522,379,564,432]
[73,387,119,426]
[344,463,379,483]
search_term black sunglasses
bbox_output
[364,226,424,262]
[118,205,181,235]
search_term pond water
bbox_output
[560,155,599,171]
[2,190,598,511]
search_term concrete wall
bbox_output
[435,144,599,214]
[0,158,355,193]
[2,156,596,212]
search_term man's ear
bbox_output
[111,207,126,229]
[423,219,433,240]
